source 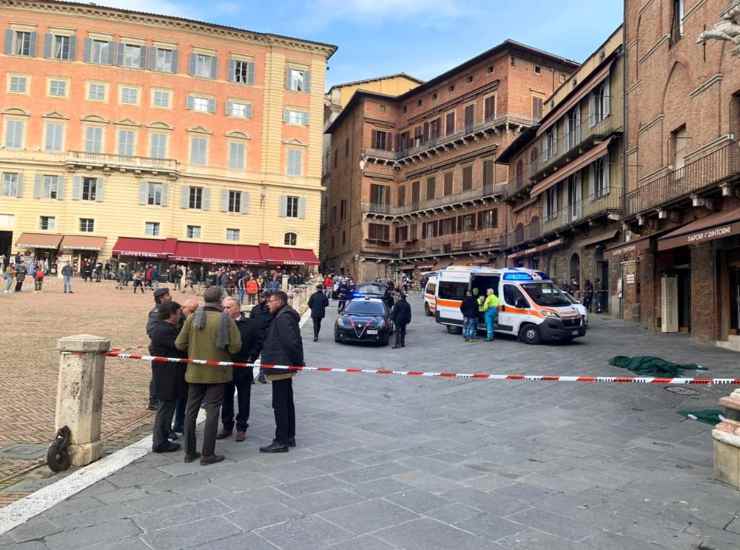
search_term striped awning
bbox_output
[15,233,63,250]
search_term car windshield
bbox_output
[356,284,385,295]
[345,301,385,316]
[521,283,572,307]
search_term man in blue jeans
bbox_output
[482,288,500,342]
[459,290,479,342]
[61,262,73,294]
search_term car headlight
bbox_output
[336,317,349,328]
[542,310,560,318]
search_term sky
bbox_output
[95,0,624,88]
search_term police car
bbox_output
[334,297,394,346]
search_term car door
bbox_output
[498,283,530,334]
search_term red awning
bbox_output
[173,241,240,264]
[112,237,177,258]
[235,245,263,265]
[60,235,106,251]
[15,233,63,250]
[259,245,319,266]
[658,207,740,251]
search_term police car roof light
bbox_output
[503,272,533,281]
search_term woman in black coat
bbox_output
[149,301,188,453]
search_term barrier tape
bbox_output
[104,351,740,385]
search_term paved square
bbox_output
[2,291,740,549]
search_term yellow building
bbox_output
[0,0,336,272]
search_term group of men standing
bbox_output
[460,288,500,342]
[146,285,304,465]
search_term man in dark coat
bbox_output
[383,287,395,311]
[259,291,304,453]
[149,301,187,453]
[250,291,272,384]
[217,297,260,442]
[307,284,329,342]
[390,294,412,349]
[460,290,479,342]
[146,288,172,410]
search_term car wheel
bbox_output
[446,325,462,335]
[519,324,541,345]
[424,303,431,316]
[334,331,341,343]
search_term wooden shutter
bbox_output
[303,70,311,92]
[145,46,155,70]
[109,42,120,65]
[221,189,229,212]
[139,182,148,205]
[226,100,233,116]
[246,62,255,84]
[188,53,196,75]
[285,66,291,90]
[279,195,287,217]
[95,178,104,202]
[202,188,210,210]
[3,29,13,55]
[603,77,611,117]
[240,192,249,214]
[57,177,66,200]
[161,183,169,206]
[603,154,610,194]
[170,49,178,73]
[69,36,77,60]
[245,104,253,118]
[15,172,23,198]
[228,59,236,82]
[283,110,290,123]
[72,176,82,200]
[33,175,42,199]
[186,95,194,110]
[43,33,52,58]
[28,32,37,56]
[298,197,306,219]
[83,38,92,62]
[209,56,218,79]
[180,186,189,208]
[208,98,216,114]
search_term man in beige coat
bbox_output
[176,286,241,465]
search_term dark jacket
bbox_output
[390,299,412,326]
[383,290,395,311]
[308,290,329,319]
[261,305,304,379]
[232,313,263,363]
[148,320,187,402]
[460,295,478,318]
[146,305,160,337]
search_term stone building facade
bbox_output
[321,40,578,281]
[621,0,740,349]
[0,0,335,270]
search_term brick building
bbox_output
[321,40,578,281]
[497,27,625,315]
[620,0,740,349]
[0,0,335,272]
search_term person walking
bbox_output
[14,262,26,292]
[175,286,241,465]
[308,284,329,342]
[390,293,412,349]
[482,288,500,342]
[33,266,44,292]
[133,271,145,294]
[259,291,303,453]
[217,297,260,442]
[460,290,479,342]
[323,274,333,300]
[3,263,15,293]
[583,279,594,312]
[149,301,187,453]
[60,262,73,294]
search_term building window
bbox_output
[477,209,497,229]
[43,175,60,199]
[40,216,55,230]
[226,228,240,241]
[484,95,496,121]
[84,126,103,153]
[590,79,611,127]
[145,222,160,236]
[372,130,390,150]
[462,165,473,191]
[190,137,208,165]
[230,101,252,118]
[340,199,346,220]
[154,48,175,72]
[430,118,441,141]
[120,86,139,105]
[147,182,163,206]
[287,149,303,176]
[370,184,389,207]
[285,195,300,218]
[118,130,135,157]
[284,109,309,125]
[464,104,475,131]
[567,109,581,148]
[186,225,201,239]
[532,97,544,121]
[284,232,297,246]
[671,0,685,43]
[426,177,436,200]
[1,173,19,197]
[231,59,255,84]
[12,31,34,56]
[82,177,98,201]
[189,95,212,113]
[152,88,171,108]
[228,142,246,171]
[45,122,64,152]
[398,186,406,207]
[8,75,27,94]
[189,186,203,209]
[90,39,111,65]
[368,224,390,242]
[150,133,168,159]
[483,159,494,190]
[5,119,25,150]
[79,218,95,232]
[534,65,542,74]
[446,111,455,135]
[49,79,67,97]
[50,34,72,60]
[121,44,143,68]
[227,190,242,213]
[192,53,216,78]
[87,82,106,101]
[287,67,310,92]
[545,128,557,160]
[544,185,558,220]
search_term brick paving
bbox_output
[2,295,739,549]
[0,277,195,494]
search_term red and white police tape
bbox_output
[105,350,740,386]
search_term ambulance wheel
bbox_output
[519,324,541,345]
[446,325,462,335]
[424,303,431,316]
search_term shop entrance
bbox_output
[676,267,691,332]
[0,231,11,260]
[731,267,740,335]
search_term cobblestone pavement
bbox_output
[2,295,740,549]
[0,277,197,496]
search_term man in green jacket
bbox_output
[176,286,241,465]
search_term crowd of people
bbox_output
[1,253,49,294]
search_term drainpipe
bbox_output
[622,6,628,229]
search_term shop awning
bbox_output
[112,237,177,258]
[531,137,613,197]
[282,248,320,266]
[579,228,620,248]
[256,243,319,266]
[173,241,240,264]
[658,207,740,251]
[15,233,63,250]
[507,238,564,260]
[60,235,106,251]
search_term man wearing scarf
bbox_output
[176,286,241,465]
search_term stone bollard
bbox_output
[55,335,110,467]
[712,389,740,490]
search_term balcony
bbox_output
[625,139,739,218]
[66,151,180,178]
[363,115,536,169]
[393,227,506,261]
[541,190,622,235]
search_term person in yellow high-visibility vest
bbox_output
[482,288,500,342]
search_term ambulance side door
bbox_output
[498,283,530,334]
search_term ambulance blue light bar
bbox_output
[503,272,533,281]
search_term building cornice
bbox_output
[2,0,337,58]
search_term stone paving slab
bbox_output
[2,296,740,549]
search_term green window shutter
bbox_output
[43,33,52,58]
[3,29,13,55]
[95,178,105,202]
[83,38,92,62]
[208,98,216,114]
[246,62,255,85]
[228,59,236,82]
[188,53,196,75]
[33,175,42,199]
[303,70,311,92]
[186,95,194,110]
[28,32,37,56]
[209,56,218,79]
[139,182,148,205]
[170,49,178,73]
[69,35,77,60]
[285,66,291,90]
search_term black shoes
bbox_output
[153,442,181,453]
[184,452,201,463]
[260,441,289,453]
[200,454,225,466]
[216,429,233,440]
[288,437,296,448]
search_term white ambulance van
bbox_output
[423,274,438,316]
[433,266,587,344]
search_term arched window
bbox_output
[284,232,297,246]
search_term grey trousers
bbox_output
[153,400,176,451]
[184,383,224,457]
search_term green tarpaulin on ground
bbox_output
[608,355,707,377]
[678,409,723,425]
